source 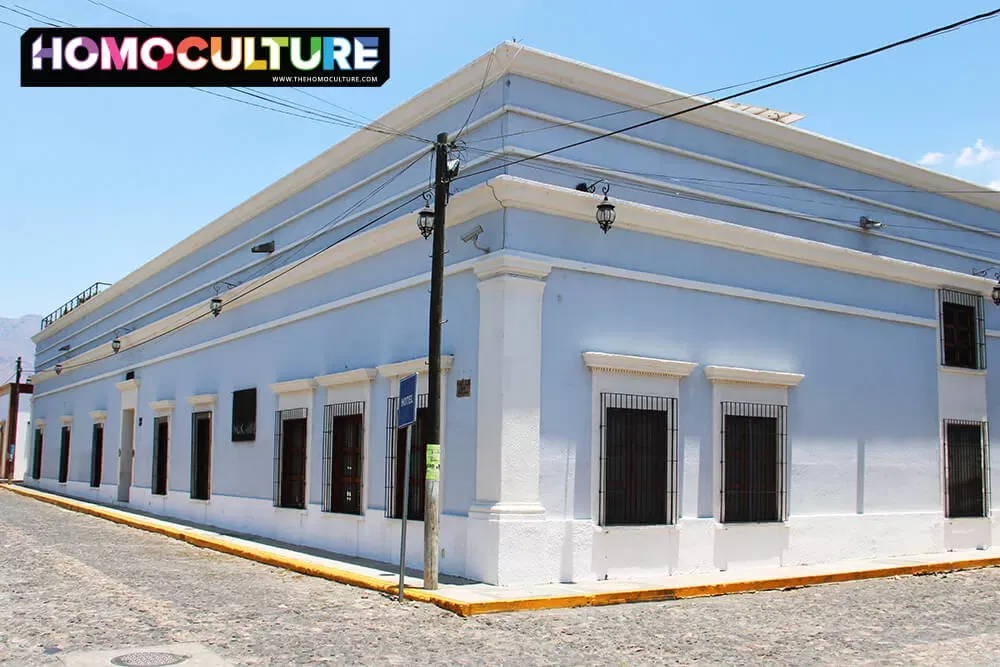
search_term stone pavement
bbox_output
[5,489,1000,664]
[8,484,1000,617]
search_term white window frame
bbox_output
[149,400,175,496]
[705,365,803,525]
[377,356,453,521]
[583,352,697,529]
[268,379,316,512]
[315,368,376,518]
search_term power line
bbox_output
[0,3,58,27]
[51,164,432,376]
[82,0,151,26]
[13,4,72,26]
[454,8,1000,183]
[0,17,23,31]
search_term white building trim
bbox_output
[115,379,140,393]
[59,415,73,425]
[34,176,994,386]
[496,145,1000,266]
[315,367,377,518]
[584,352,696,533]
[487,178,997,294]
[88,410,107,422]
[35,43,1000,345]
[376,356,454,378]
[503,105,1000,242]
[269,378,318,395]
[33,247,943,402]
[187,394,217,407]
[149,400,176,415]
[704,365,805,387]
[583,352,698,378]
[314,368,377,388]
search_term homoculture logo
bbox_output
[21,28,390,87]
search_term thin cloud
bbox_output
[988,180,1000,191]
[918,152,945,166]
[956,139,1000,168]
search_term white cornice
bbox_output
[115,379,140,393]
[473,254,552,281]
[377,356,455,378]
[314,368,377,388]
[32,47,512,345]
[487,177,997,294]
[33,177,999,388]
[34,419,46,427]
[506,46,1000,212]
[149,400,176,413]
[187,394,217,407]
[704,365,804,387]
[583,352,697,378]
[88,410,107,422]
[59,415,73,425]
[268,378,318,395]
[36,43,1000,345]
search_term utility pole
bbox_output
[424,132,450,590]
[5,357,22,481]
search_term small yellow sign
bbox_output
[426,444,440,481]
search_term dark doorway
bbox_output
[191,411,212,500]
[90,423,103,487]
[276,415,307,509]
[31,429,42,479]
[58,426,70,483]
[152,416,169,496]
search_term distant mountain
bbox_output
[0,315,41,383]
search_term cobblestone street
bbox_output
[3,490,1000,666]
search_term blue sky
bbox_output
[1,0,998,318]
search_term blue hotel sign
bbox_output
[397,373,417,428]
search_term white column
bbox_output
[470,254,551,517]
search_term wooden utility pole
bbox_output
[5,357,22,480]
[424,132,450,590]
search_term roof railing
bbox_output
[40,282,112,330]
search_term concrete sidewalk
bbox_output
[6,482,1000,617]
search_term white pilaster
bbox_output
[467,253,552,585]
[470,254,551,517]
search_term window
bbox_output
[599,393,678,526]
[273,408,308,509]
[721,402,787,523]
[90,423,103,488]
[58,426,70,484]
[31,428,42,480]
[190,411,212,500]
[385,394,429,520]
[232,388,257,442]
[940,290,985,370]
[944,420,990,518]
[322,401,365,515]
[152,416,169,496]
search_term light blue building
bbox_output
[25,43,1000,586]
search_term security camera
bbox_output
[461,225,484,243]
[460,225,490,254]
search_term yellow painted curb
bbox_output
[5,482,1000,618]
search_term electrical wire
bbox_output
[454,8,1000,183]
[0,3,58,27]
[0,17,23,31]
[82,0,150,26]
[49,165,432,376]
[13,4,71,26]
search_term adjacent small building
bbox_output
[1,382,34,482]
[23,43,1000,586]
